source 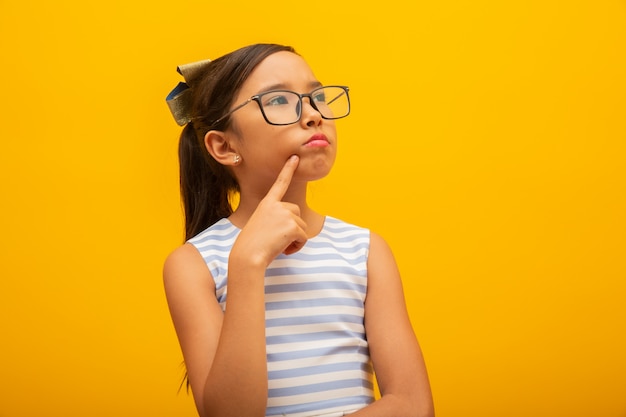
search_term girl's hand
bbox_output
[231,155,307,268]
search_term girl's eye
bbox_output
[265,94,290,106]
[312,92,326,103]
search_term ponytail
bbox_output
[178,123,238,241]
[172,43,295,242]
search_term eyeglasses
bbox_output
[210,85,350,127]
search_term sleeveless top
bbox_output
[188,216,375,417]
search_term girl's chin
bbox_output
[295,159,335,181]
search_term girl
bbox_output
[163,43,434,417]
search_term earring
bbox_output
[233,154,241,165]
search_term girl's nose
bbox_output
[299,97,322,127]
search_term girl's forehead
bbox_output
[241,51,317,94]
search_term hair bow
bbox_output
[165,58,212,126]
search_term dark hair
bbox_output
[178,43,296,241]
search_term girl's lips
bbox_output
[304,134,330,147]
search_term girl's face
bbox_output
[226,51,338,192]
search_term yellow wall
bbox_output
[1,1,625,416]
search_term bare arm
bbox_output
[164,241,270,417]
[163,156,307,417]
[351,232,434,417]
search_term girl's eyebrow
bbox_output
[256,80,323,94]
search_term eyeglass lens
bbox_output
[260,86,349,125]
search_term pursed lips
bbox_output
[304,133,330,147]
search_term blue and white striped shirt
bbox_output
[189,216,375,417]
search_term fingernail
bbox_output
[289,155,299,162]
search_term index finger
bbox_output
[265,155,299,201]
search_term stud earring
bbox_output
[233,154,241,165]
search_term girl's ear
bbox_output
[204,130,239,166]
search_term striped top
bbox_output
[189,216,375,417]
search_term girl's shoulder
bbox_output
[322,217,396,263]
[181,218,241,257]
[163,241,214,290]
[322,216,370,234]
[163,219,235,284]
[188,218,239,245]
[313,217,371,257]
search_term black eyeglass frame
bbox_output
[209,85,350,128]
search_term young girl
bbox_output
[163,43,434,417]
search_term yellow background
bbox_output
[1,1,625,416]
